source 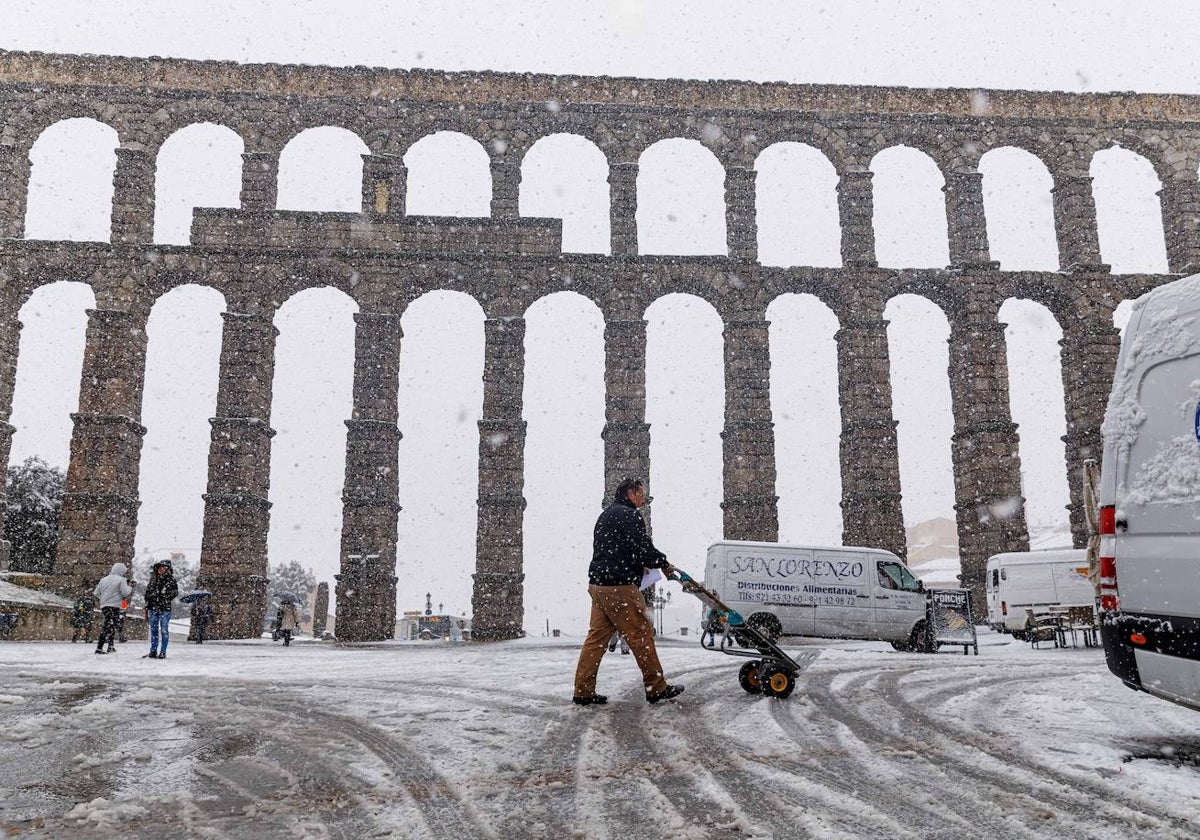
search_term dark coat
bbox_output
[144,567,180,612]
[587,498,669,586]
[71,596,95,628]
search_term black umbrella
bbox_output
[275,590,300,605]
[180,590,213,603]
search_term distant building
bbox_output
[397,610,471,641]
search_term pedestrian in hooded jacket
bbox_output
[572,478,684,706]
[92,562,132,655]
[143,560,179,659]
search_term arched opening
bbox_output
[134,285,224,570]
[522,291,605,635]
[277,126,370,212]
[396,290,485,621]
[645,293,723,631]
[8,282,96,470]
[767,293,842,543]
[637,139,727,256]
[884,294,956,561]
[978,147,1058,271]
[871,146,950,268]
[520,134,610,254]
[1113,298,1135,336]
[403,132,491,217]
[1091,147,1169,273]
[267,287,358,589]
[755,143,840,267]
[153,123,243,244]
[999,299,1071,546]
[24,119,119,242]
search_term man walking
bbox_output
[573,478,684,706]
[93,562,132,655]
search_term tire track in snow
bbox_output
[599,662,803,839]
[290,707,495,840]
[871,665,1197,835]
[803,666,1106,837]
[771,667,1035,839]
[796,660,1185,838]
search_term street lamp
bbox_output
[652,587,671,635]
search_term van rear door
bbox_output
[1117,327,1200,621]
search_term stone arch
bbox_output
[519,134,610,254]
[748,122,852,173]
[997,275,1079,329]
[884,292,956,552]
[1082,131,1172,183]
[637,138,727,256]
[277,126,370,212]
[766,292,843,544]
[858,129,955,175]
[762,272,844,318]
[9,281,97,471]
[25,118,120,242]
[978,146,1059,271]
[870,146,950,269]
[974,129,1061,172]
[1089,145,1169,273]
[644,291,724,563]
[522,289,605,634]
[267,285,360,588]
[134,284,226,566]
[153,122,244,244]
[397,288,486,624]
[997,297,1071,543]
[403,131,492,217]
[142,98,256,151]
[754,142,841,267]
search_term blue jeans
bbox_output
[148,610,171,655]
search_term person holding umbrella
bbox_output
[181,590,214,643]
[143,559,179,659]
[275,591,301,647]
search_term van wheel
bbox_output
[747,613,782,642]
[910,621,935,654]
[758,664,796,699]
[738,660,763,694]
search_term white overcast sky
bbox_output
[0,0,1180,633]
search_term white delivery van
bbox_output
[703,541,931,651]
[984,549,1092,634]
[1099,272,1200,712]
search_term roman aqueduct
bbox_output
[0,48,1190,639]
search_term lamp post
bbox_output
[652,587,672,635]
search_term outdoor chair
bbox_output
[1024,609,1061,649]
[1063,605,1099,648]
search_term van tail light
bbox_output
[1001,600,1007,616]
[1099,505,1116,536]
[1099,506,1119,611]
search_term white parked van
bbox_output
[984,549,1092,634]
[1100,272,1200,712]
[702,541,931,651]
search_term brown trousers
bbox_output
[574,584,668,698]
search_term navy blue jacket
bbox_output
[588,498,669,586]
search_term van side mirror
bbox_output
[917,580,925,593]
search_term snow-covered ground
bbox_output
[1,628,1198,839]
